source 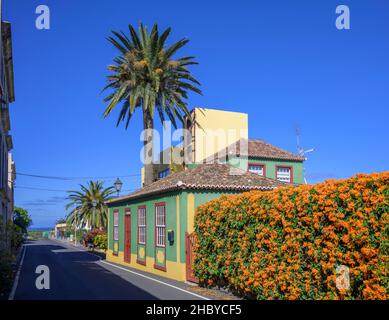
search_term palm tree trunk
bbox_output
[143,109,154,187]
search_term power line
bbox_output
[15,186,69,192]
[11,171,141,194]
[15,185,137,193]
[13,172,141,181]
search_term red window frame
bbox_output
[155,202,166,248]
[248,162,266,176]
[137,205,146,245]
[275,165,293,183]
[154,202,167,271]
[112,209,119,256]
[113,209,119,241]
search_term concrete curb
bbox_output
[8,243,26,300]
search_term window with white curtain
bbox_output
[113,210,119,241]
[248,164,265,176]
[155,204,166,247]
[276,166,292,183]
[138,207,146,244]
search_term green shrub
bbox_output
[93,234,107,251]
[0,250,14,297]
[10,224,23,251]
[0,219,24,297]
[84,228,105,245]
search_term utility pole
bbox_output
[92,200,97,229]
[74,208,77,246]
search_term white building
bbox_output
[0,14,16,228]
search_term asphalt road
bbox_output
[11,239,207,300]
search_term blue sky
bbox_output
[4,0,389,227]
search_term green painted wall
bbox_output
[225,156,304,184]
[107,206,123,253]
[222,157,248,171]
[108,187,277,265]
[193,190,237,208]
[249,158,303,184]
[108,190,238,265]
[184,157,304,184]
[108,192,179,263]
[178,190,238,263]
[108,207,113,250]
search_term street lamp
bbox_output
[114,178,123,196]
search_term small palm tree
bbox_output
[102,23,202,186]
[65,181,115,230]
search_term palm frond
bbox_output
[103,23,201,130]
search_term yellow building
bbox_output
[107,163,283,282]
[140,107,248,185]
[186,107,248,163]
[111,107,304,282]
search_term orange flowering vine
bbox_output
[194,171,389,300]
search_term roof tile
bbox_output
[206,138,305,162]
[107,163,286,204]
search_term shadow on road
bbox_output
[15,240,158,300]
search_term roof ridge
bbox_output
[106,163,284,204]
[205,138,304,162]
[248,138,266,142]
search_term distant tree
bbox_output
[13,207,32,234]
[65,181,115,230]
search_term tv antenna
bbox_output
[296,127,314,184]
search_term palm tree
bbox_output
[102,23,202,186]
[65,181,115,230]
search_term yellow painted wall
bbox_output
[140,107,248,183]
[140,167,145,187]
[187,193,195,234]
[106,193,196,282]
[192,108,248,163]
[106,250,186,281]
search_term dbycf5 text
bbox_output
[189,304,242,316]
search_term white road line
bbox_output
[8,245,27,300]
[51,239,103,259]
[100,260,210,300]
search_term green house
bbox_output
[106,163,285,282]
[201,138,305,185]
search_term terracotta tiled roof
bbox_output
[206,138,305,162]
[106,163,286,204]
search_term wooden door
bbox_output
[124,212,131,262]
[185,232,198,283]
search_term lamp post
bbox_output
[92,199,97,229]
[74,208,78,246]
[114,178,123,196]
